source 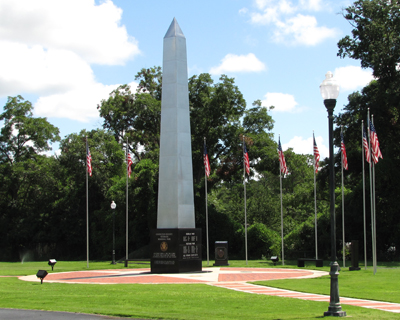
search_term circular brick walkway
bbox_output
[20,267,324,284]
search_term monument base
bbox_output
[150,228,202,273]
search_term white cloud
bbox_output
[261,92,298,112]
[274,14,338,46]
[34,81,138,122]
[0,0,142,122]
[210,53,266,75]
[334,66,374,92]
[0,42,94,96]
[283,135,328,159]
[246,0,337,45]
[0,0,140,65]
[299,0,323,11]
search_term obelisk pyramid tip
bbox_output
[164,18,185,38]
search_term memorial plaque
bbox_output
[213,241,229,266]
[151,228,202,273]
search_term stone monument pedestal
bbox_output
[151,228,202,273]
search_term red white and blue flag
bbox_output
[127,152,133,178]
[370,121,383,164]
[86,147,92,176]
[341,132,348,170]
[363,126,370,164]
[244,142,250,175]
[278,138,288,175]
[87,145,92,177]
[313,134,320,173]
[204,143,211,177]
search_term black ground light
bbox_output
[48,259,57,270]
[36,270,48,284]
[270,256,279,266]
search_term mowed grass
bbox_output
[254,263,400,304]
[0,260,399,319]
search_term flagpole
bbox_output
[341,126,345,268]
[362,121,367,270]
[367,109,376,274]
[243,135,248,265]
[313,132,318,260]
[204,137,209,266]
[280,166,284,266]
[126,138,129,265]
[86,137,89,269]
[279,135,284,266]
[371,115,377,275]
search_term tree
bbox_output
[55,129,124,259]
[338,0,400,83]
[97,67,162,162]
[0,95,60,164]
[337,0,400,259]
[0,95,60,260]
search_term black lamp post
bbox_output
[320,71,346,317]
[111,200,117,265]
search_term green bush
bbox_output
[247,223,280,259]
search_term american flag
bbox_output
[362,126,370,164]
[127,152,133,178]
[341,132,348,170]
[313,135,320,173]
[203,142,211,177]
[244,142,250,175]
[278,138,288,175]
[370,121,383,164]
[87,145,92,177]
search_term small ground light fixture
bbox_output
[48,259,57,270]
[270,256,279,266]
[36,270,48,284]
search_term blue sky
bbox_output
[0,0,373,160]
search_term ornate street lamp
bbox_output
[320,71,346,317]
[111,201,117,265]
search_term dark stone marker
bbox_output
[151,228,202,273]
[349,240,361,271]
[213,241,229,266]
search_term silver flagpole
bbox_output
[313,132,318,260]
[86,137,89,269]
[126,138,129,266]
[372,115,377,275]
[279,135,284,266]
[205,137,209,266]
[362,121,367,270]
[367,110,376,274]
[341,126,345,268]
[280,164,284,266]
[243,135,248,265]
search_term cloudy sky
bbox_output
[0,0,373,160]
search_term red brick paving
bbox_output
[218,270,312,282]
[57,275,205,284]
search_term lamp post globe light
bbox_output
[320,71,346,317]
[111,201,117,265]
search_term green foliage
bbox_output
[336,0,400,260]
[338,0,400,82]
[0,96,61,260]
[247,223,280,259]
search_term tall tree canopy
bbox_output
[338,0,400,83]
[336,0,400,259]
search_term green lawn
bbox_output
[255,267,400,304]
[0,260,399,319]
